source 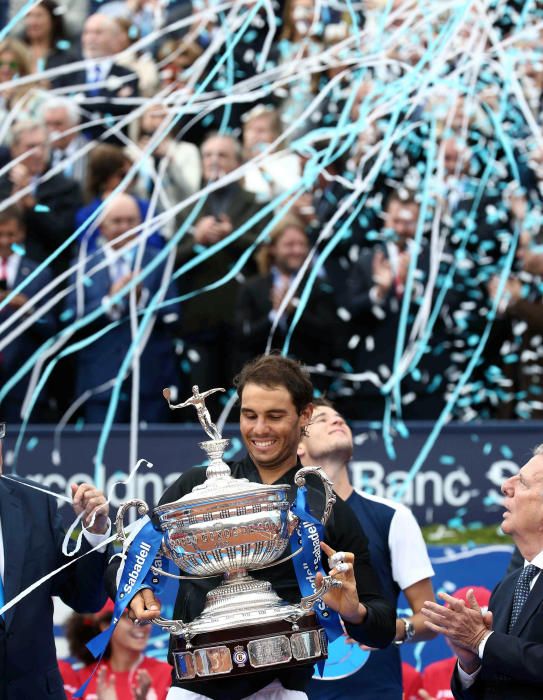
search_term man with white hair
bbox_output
[0,120,82,273]
[54,13,139,142]
[423,444,543,700]
[42,97,90,184]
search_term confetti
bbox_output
[0,0,540,493]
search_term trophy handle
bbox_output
[153,617,190,639]
[294,466,336,525]
[299,574,342,611]
[115,498,150,543]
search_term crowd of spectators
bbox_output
[0,0,542,425]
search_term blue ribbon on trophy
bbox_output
[289,484,344,674]
[290,485,370,679]
[75,515,166,698]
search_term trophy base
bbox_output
[172,615,327,681]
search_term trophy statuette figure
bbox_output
[115,386,341,681]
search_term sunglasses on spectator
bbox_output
[0,60,18,70]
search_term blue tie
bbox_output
[508,564,539,631]
[89,64,102,97]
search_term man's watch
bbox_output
[394,617,415,645]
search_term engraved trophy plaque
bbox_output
[115,386,340,681]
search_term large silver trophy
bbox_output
[115,386,340,681]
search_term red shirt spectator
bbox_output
[61,656,172,700]
[60,601,172,700]
[420,657,455,699]
[402,661,423,699]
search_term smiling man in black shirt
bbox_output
[108,354,396,700]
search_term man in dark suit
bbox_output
[343,192,453,420]
[0,121,83,275]
[0,206,56,422]
[234,214,338,385]
[0,426,111,700]
[65,192,181,423]
[422,445,543,699]
[53,13,139,142]
[176,133,264,409]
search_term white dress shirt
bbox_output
[3,253,21,288]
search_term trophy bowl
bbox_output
[153,474,295,577]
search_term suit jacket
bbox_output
[451,567,543,699]
[234,271,338,371]
[0,170,82,273]
[0,475,109,700]
[65,245,180,403]
[176,184,263,337]
[54,62,139,142]
[0,257,56,421]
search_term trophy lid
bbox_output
[154,468,289,513]
[154,432,290,513]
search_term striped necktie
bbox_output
[508,564,539,631]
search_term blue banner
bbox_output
[7,421,536,527]
[142,545,175,597]
[74,517,165,697]
[86,516,163,659]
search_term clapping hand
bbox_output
[193,214,233,245]
[109,273,143,301]
[270,276,295,313]
[9,163,31,192]
[372,250,394,300]
[487,275,522,308]
[422,589,491,657]
[96,667,118,700]
[9,163,36,208]
[133,669,152,700]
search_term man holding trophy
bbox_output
[106,355,396,700]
